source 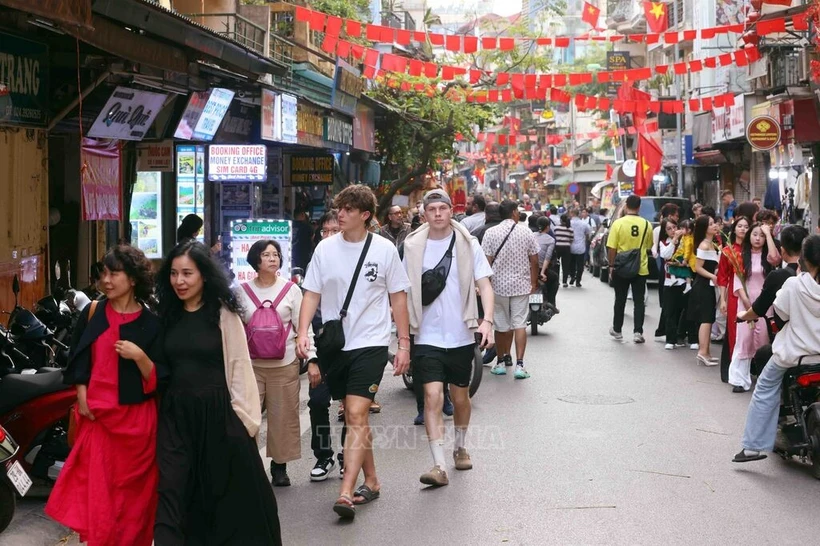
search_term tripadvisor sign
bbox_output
[0,32,49,127]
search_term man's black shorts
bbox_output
[412,343,475,388]
[326,346,389,401]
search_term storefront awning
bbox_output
[548,169,606,186]
[693,113,712,150]
[693,150,727,165]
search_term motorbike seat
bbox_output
[0,370,70,415]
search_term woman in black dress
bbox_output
[688,215,721,367]
[154,241,281,545]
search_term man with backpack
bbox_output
[297,185,411,520]
[402,189,495,487]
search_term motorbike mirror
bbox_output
[12,275,19,296]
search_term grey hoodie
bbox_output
[772,272,820,367]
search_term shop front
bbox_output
[708,93,755,205]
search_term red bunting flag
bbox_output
[643,2,668,33]
[635,133,663,196]
[581,2,601,28]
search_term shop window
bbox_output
[130,172,163,258]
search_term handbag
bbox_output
[315,233,373,364]
[612,219,650,280]
[67,299,99,448]
[421,233,456,306]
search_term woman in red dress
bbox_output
[717,216,750,383]
[46,245,165,546]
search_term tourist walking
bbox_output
[154,241,281,545]
[460,193,487,234]
[381,205,411,248]
[47,245,164,546]
[568,208,592,287]
[553,214,573,287]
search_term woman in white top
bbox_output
[687,215,721,366]
[236,239,316,487]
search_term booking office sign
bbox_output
[0,31,49,127]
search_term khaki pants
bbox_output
[255,361,301,464]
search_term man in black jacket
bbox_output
[474,202,501,244]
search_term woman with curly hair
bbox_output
[47,245,165,546]
[153,241,281,545]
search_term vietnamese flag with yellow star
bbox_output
[635,133,663,196]
[643,2,668,33]
[581,2,601,28]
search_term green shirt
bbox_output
[606,215,653,276]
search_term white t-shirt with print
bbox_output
[303,233,410,351]
[411,235,493,349]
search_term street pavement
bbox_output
[6,273,820,545]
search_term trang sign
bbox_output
[89,86,167,141]
[323,117,353,147]
[208,145,267,182]
[0,32,49,127]
[290,154,334,185]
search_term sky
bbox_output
[493,0,522,16]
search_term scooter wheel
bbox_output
[807,414,820,480]
[0,477,16,534]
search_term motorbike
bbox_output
[527,292,556,336]
[772,354,820,477]
[400,334,484,398]
[1,424,30,533]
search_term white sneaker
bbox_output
[665,344,675,350]
[690,343,699,350]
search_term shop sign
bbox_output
[207,144,267,182]
[230,219,292,281]
[323,117,353,147]
[281,93,298,144]
[605,51,629,95]
[81,141,121,221]
[290,154,334,186]
[746,115,781,151]
[297,103,324,148]
[174,88,234,141]
[215,101,256,141]
[711,94,745,144]
[88,86,167,141]
[136,140,174,171]
[261,89,279,141]
[331,59,363,116]
[0,32,49,127]
[353,104,375,152]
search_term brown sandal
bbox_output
[333,495,356,519]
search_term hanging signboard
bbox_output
[331,58,363,116]
[136,140,174,171]
[353,103,375,152]
[290,154,334,186]
[174,88,234,141]
[88,86,167,141]
[230,219,292,281]
[207,144,267,182]
[0,31,49,127]
[297,103,324,148]
[214,101,256,142]
[746,115,781,151]
[281,93,298,144]
[605,51,630,95]
[261,89,279,142]
[323,117,353,147]
[81,141,121,221]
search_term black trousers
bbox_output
[570,252,585,284]
[663,284,698,345]
[308,381,346,460]
[556,246,572,283]
[541,267,560,305]
[612,275,648,334]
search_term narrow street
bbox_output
[6,276,820,545]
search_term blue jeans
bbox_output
[741,358,788,451]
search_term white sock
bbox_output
[454,427,468,450]
[429,439,446,468]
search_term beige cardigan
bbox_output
[403,220,480,335]
[219,307,262,437]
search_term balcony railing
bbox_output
[182,12,266,55]
[381,11,416,31]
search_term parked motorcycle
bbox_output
[772,355,820,477]
[527,292,558,336]
[0,424,29,534]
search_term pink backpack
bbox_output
[241,281,294,360]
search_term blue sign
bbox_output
[567,182,579,194]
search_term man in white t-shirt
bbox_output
[298,185,411,520]
[403,189,495,487]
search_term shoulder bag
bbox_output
[490,223,517,266]
[67,299,99,448]
[315,233,373,363]
[421,233,456,306]
[612,219,650,280]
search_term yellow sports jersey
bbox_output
[606,215,654,276]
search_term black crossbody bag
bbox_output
[315,233,373,365]
[612,219,650,279]
[421,233,456,306]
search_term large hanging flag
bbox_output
[581,2,601,28]
[643,2,669,34]
[635,133,663,196]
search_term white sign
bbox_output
[712,94,746,143]
[88,86,167,141]
[230,219,293,281]
[7,460,32,496]
[208,144,267,182]
[281,93,298,144]
[193,88,234,141]
[136,140,174,171]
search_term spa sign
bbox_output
[0,31,49,127]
